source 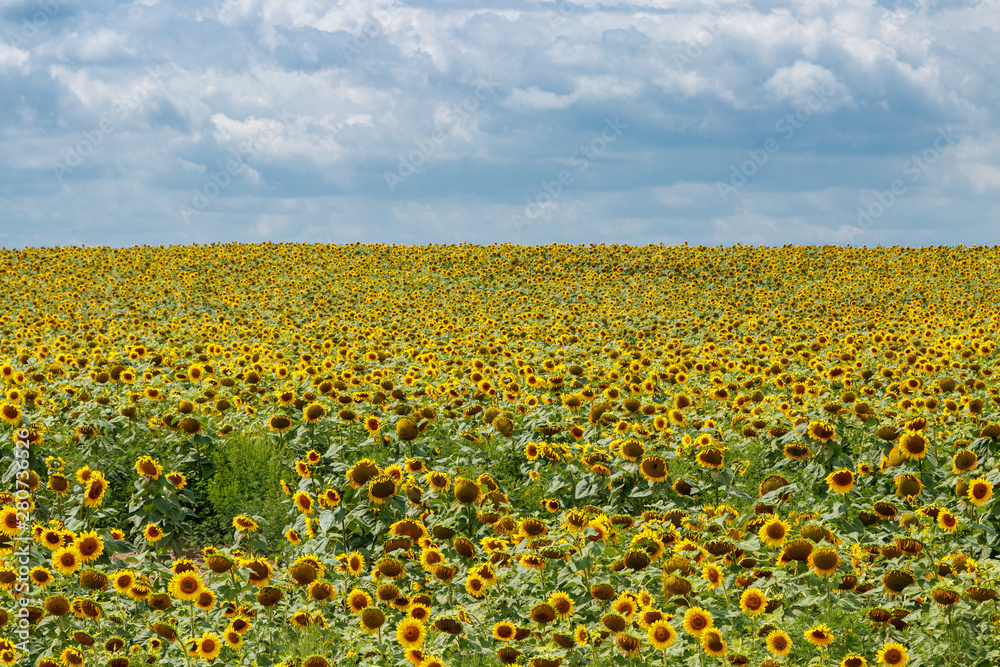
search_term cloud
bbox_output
[764,60,854,110]
[0,0,999,248]
[0,39,28,70]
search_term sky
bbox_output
[1,0,998,248]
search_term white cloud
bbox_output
[1,0,999,247]
[764,60,854,110]
[0,40,29,70]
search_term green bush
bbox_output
[203,435,290,549]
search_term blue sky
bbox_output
[1,0,997,247]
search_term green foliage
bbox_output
[203,434,290,548]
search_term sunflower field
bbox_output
[2,243,1000,667]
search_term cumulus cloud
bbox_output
[0,0,998,248]
[0,39,28,70]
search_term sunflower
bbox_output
[224,630,242,649]
[701,629,726,657]
[29,566,53,586]
[739,588,767,616]
[293,491,316,514]
[936,446,970,477]
[841,655,869,667]
[233,516,259,532]
[59,648,84,666]
[196,589,216,610]
[968,477,993,506]
[0,403,21,424]
[169,571,203,601]
[647,619,677,650]
[166,471,187,489]
[695,447,725,470]
[619,438,645,461]
[295,460,311,478]
[51,546,81,575]
[807,421,836,442]
[898,431,928,459]
[82,473,108,508]
[465,576,488,599]
[611,593,637,620]
[783,443,813,460]
[368,476,397,505]
[894,473,923,500]
[134,455,164,479]
[492,621,517,641]
[363,416,381,435]
[640,456,669,483]
[616,632,642,657]
[808,549,840,577]
[74,531,104,562]
[702,562,723,588]
[882,569,916,594]
[682,607,713,636]
[766,629,792,657]
[395,619,426,648]
[758,516,790,548]
[197,633,221,661]
[144,524,165,543]
[937,510,959,532]
[44,595,70,616]
[47,473,69,496]
[321,488,342,508]
[804,624,833,647]
[360,607,385,634]
[347,588,373,613]
[454,477,482,504]
[110,570,135,594]
[548,591,574,620]
[267,414,293,433]
[876,642,908,667]
[345,551,366,576]
[825,469,854,494]
[303,403,326,423]
[243,557,274,586]
[932,587,960,606]
[0,508,19,537]
[347,459,382,489]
